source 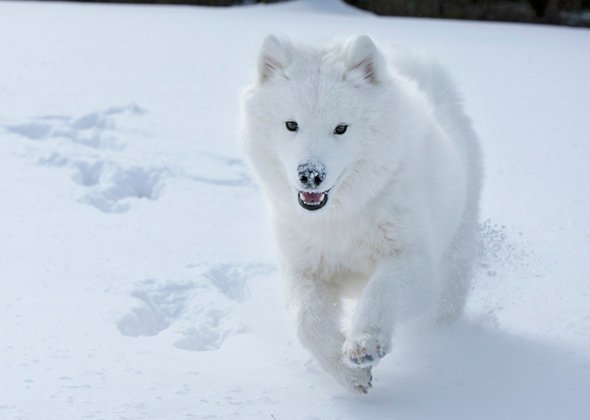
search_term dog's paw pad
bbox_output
[343,334,388,368]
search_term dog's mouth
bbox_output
[298,190,329,211]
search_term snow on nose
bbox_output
[297,161,326,190]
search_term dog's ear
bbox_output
[344,35,383,85]
[258,35,291,84]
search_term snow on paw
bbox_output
[343,334,388,368]
[336,364,373,395]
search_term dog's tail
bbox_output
[390,48,483,225]
[390,49,465,122]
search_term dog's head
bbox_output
[242,35,403,218]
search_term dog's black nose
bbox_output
[298,162,326,190]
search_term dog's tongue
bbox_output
[301,191,323,203]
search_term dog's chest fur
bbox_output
[276,211,401,286]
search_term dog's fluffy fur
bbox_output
[241,35,482,394]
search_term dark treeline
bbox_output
[54,0,282,5]
[37,0,590,27]
[344,0,590,26]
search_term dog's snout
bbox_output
[298,162,326,190]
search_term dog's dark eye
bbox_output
[334,124,348,135]
[285,121,299,132]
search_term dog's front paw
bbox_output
[343,334,388,368]
[336,364,373,395]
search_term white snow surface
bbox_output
[0,0,589,418]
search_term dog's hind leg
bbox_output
[437,221,478,325]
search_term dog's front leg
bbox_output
[285,271,373,394]
[344,250,435,367]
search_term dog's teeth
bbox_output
[298,191,328,208]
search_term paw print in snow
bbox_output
[83,165,167,213]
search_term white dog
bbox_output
[241,35,482,394]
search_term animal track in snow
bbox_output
[5,121,53,140]
[82,165,166,213]
[204,263,274,302]
[116,279,201,337]
[38,153,166,213]
[3,103,146,149]
[10,104,168,213]
[116,263,275,351]
[173,309,232,352]
[72,160,104,187]
[5,104,254,215]
[187,152,252,188]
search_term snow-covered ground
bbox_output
[1,0,589,418]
